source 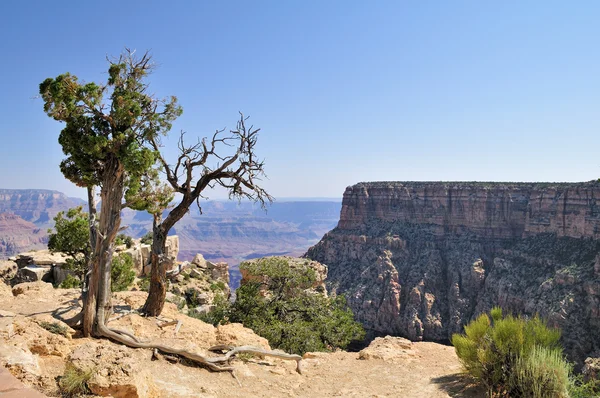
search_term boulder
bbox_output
[191,253,207,269]
[358,336,416,362]
[18,265,52,283]
[0,260,17,282]
[67,341,158,398]
[12,281,55,297]
[165,235,179,261]
[15,250,68,268]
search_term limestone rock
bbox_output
[0,260,17,282]
[12,281,54,297]
[216,323,270,350]
[165,235,179,261]
[67,341,158,398]
[583,357,600,382]
[192,253,207,269]
[358,336,415,362]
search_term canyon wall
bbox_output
[306,182,600,363]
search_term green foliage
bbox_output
[569,375,600,398]
[111,253,136,292]
[140,231,153,245]
[514,345,571,398]
[59,274,81,289]
[195,294,231,326]
[210,281,226,292]
[39,321,69,337]
[39,51,182,193]
[48,207,90,279]
[452,307,568,397]
[115,233,134,248]
[205,257,365,355]
[59,363,93,397]
[137,277,150,292]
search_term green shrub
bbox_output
[111,253,136,292]
[205,257,365,355]
[59,363,93,396]
[59,274,81,289]
[195,294,231,326]
[569,374,600,398]
[138,277,150,292]
[514,345,571,398]
[210,281,226,292]
[452,307,568,397]
[115,233,134,248]
[39,321,69,337]
[140,231,153,245]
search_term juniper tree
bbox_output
[40,50,182,337]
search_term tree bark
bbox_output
[142,197,194,316]
[142,215,168,316]
[83,158,125,337]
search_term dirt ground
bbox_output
[0,282,485,398]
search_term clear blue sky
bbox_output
[1,1,599,199]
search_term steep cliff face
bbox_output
[306,182,600,363]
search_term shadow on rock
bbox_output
[431,373,486,397]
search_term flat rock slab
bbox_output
[0,366,48,397]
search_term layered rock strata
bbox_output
[306,181,600,364]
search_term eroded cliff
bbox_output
[306,182,600,363]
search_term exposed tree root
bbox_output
[96,323,303,374]
[53,308,83,328]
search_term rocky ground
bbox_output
[0,281,483,398]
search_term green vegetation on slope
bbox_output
[196,257,365,355]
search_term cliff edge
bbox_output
[306,181,600,364]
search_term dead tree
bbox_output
[142,113,272,316]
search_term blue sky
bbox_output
[1,1,599,199]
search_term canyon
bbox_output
[0,189,341,288]
[306,181,600,364]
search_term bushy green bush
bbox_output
[59,274,82,289]
[115,233,134,248]
[514,345,571,397]
[111,253,136,292]
[199,257,365,355]
[452,307,570,397]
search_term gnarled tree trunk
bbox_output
[83,158,125,337]
[143,198,194,316]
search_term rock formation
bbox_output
[306,181,600,364]
[0,190,83,226]
[0,213,47,259]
